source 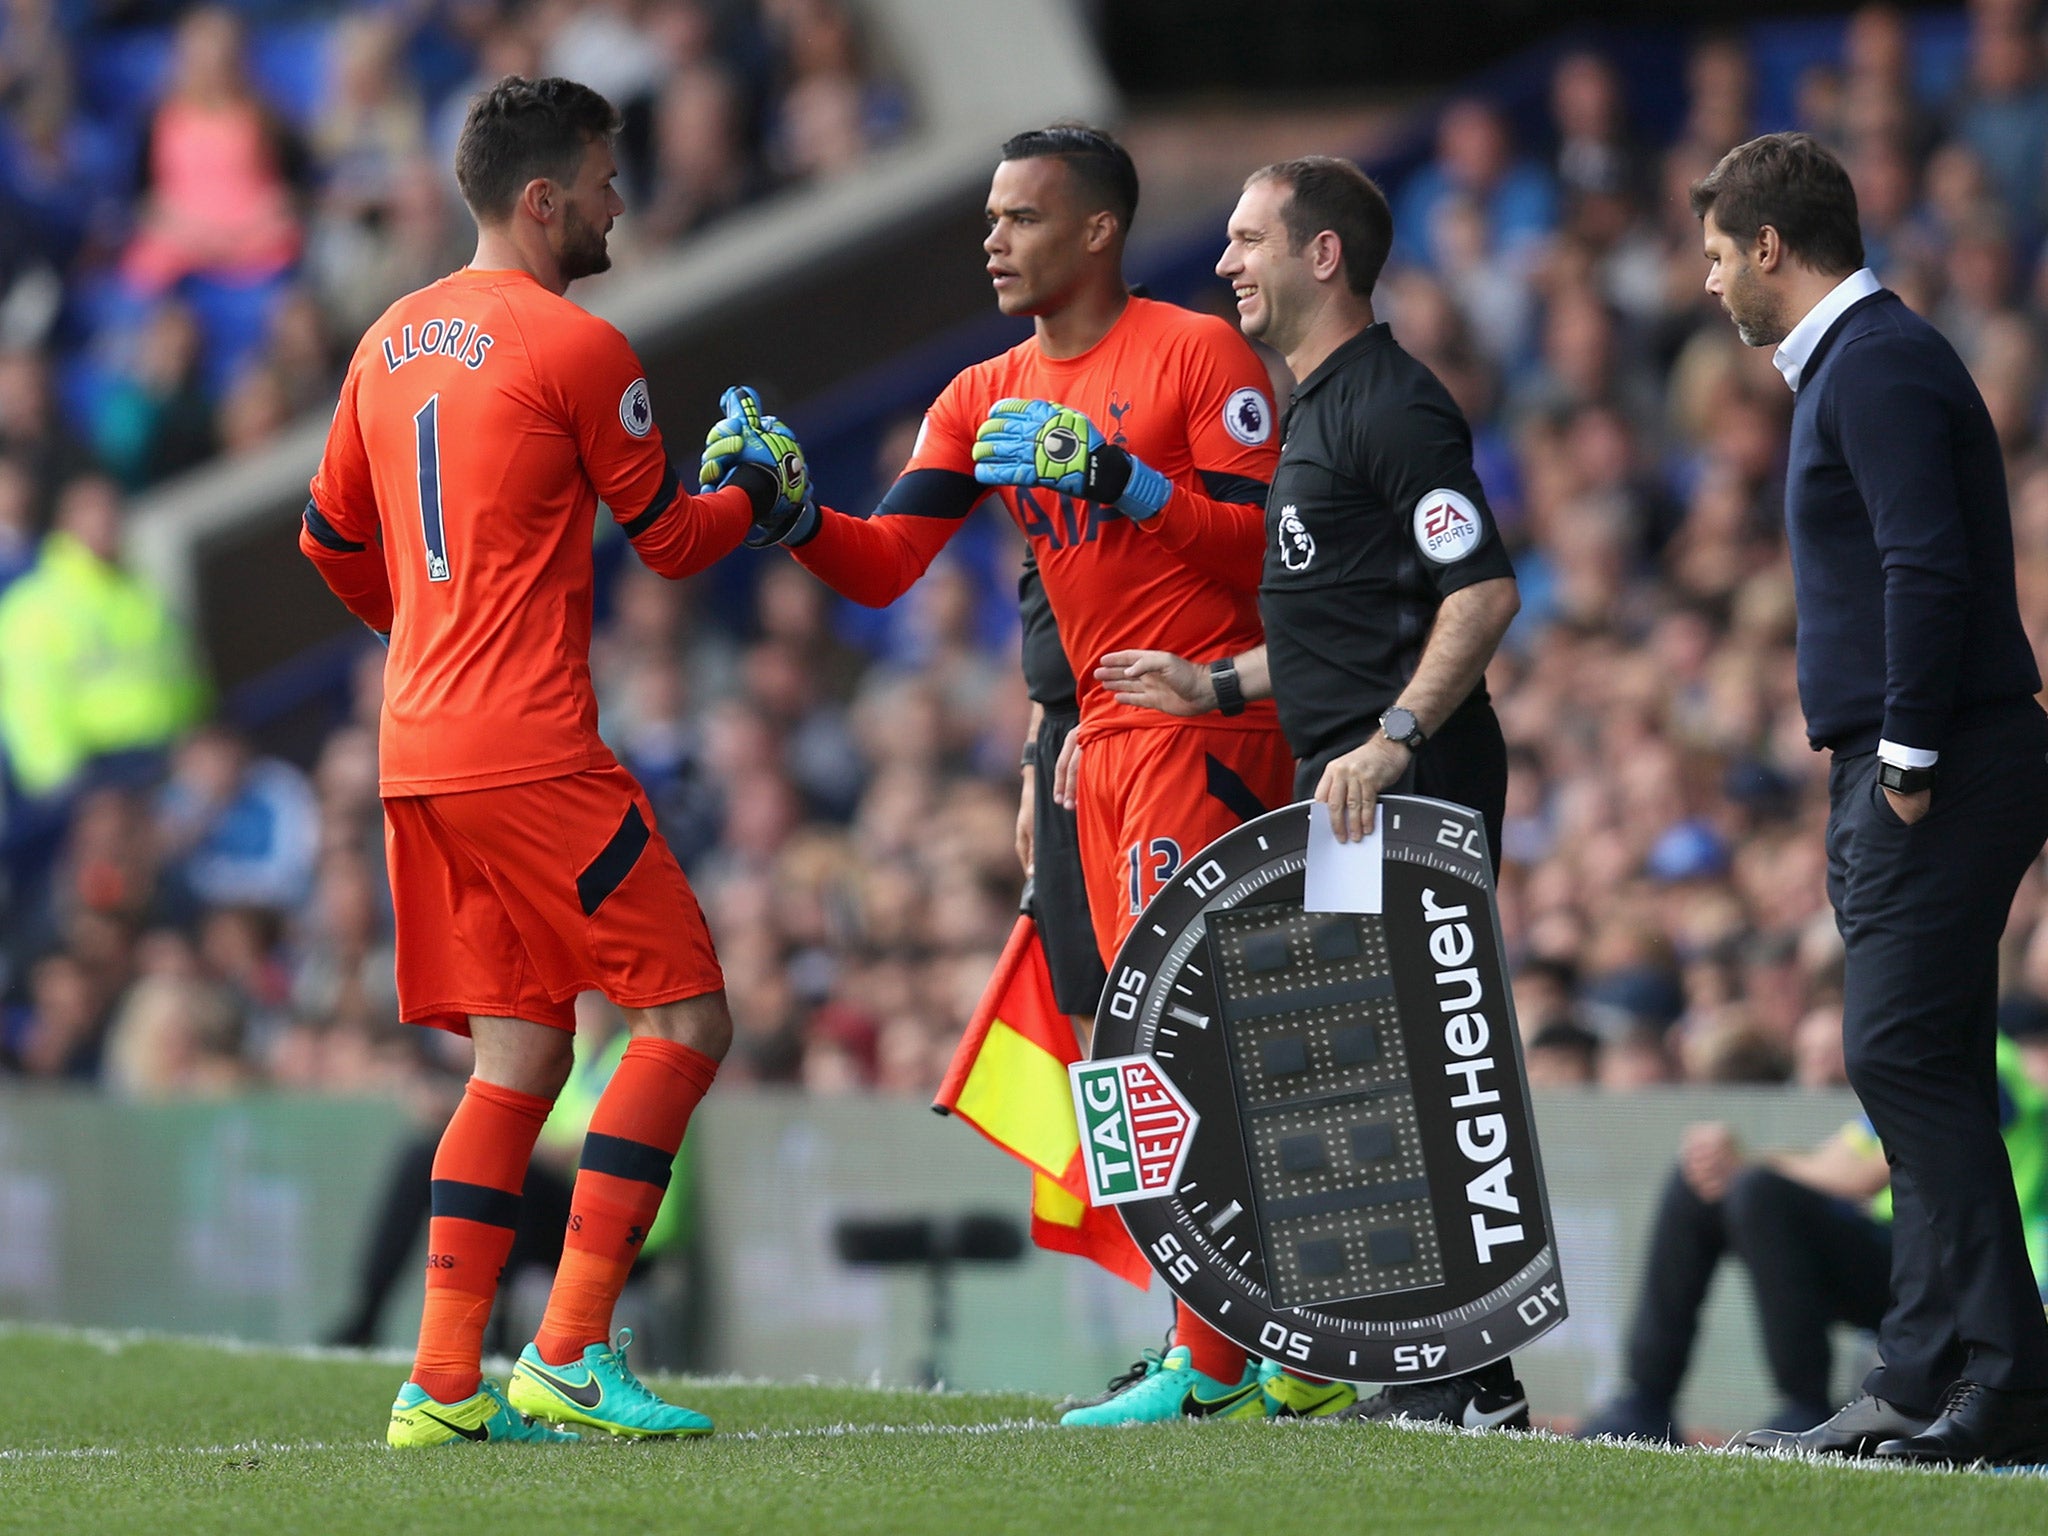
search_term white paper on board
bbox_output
[1303,800,1383,914]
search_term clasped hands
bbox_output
[698,385,817,547]
[696,393,1173,547]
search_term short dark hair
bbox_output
[1248,156,1393,298]
[999,123,1140,235]
[1688,131,1864,275]
[455,75,620,222]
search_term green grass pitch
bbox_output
[3,1327,2046,1535]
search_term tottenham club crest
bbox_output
[1075,799,1567,1382]
[1224,387,1272,446]
[1276,504,1315,572]
[619,378,654,438]
[1413,488,1481,564]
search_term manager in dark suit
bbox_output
[1693,132,2048,1466]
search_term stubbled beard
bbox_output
[1734,315,1784,348]
[559,208,612,282]
[1726,266,1787,349]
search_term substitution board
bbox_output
[1073,796,1566,1382]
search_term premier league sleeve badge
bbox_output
[1074,797,1567,1381]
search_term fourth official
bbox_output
[1097,156,1526,1429]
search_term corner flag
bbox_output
[934,914,1151,1288]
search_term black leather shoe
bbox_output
[1731,1393,1932,1456]
[1875,1381,2048,1467]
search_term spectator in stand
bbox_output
[317,154,473,342]
[1840,5,1936,162]
[154,723,318,917]
[99,971,249,1098]
[643,11,748,240]
[2,76,123,279]
[312,14,425,225]
[215,358,292,458]
[1681,35,1754,157]
[91,299,216,488]
[0,349,91,519]
[1396,96,1557,272]
[770,0,896,182]
[1949,4,2048,242]
[1552,49,1640,202]
[0,473,205,799]
[305,15,429,329]
[6,949,104,1079]
[121,6,304,295]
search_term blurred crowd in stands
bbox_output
[9,1,2048,1105]
[0,0,902,496]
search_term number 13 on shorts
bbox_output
[1126,837,1182,914]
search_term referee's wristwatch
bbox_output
[1379,705,1426,751]
[1209,656,1246,717]
[1877,760,1937,795]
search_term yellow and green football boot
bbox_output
[1059,1346,1267,1426]
[387,1379,580,1448]
[1259,1360,1358,1418]
[508,1328,713,1438]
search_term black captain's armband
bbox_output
[303,500,365,552]
[621,462,681,538]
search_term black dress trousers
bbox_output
[1827,702,2048,1407]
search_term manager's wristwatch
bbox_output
[1877,760,1937,795]
[1380,705,1426,751]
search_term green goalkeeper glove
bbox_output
[970,398,1172,519]
[700,385,819,547]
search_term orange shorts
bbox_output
[383,764,723,1035]
[1074,722,1295,967]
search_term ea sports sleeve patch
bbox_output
[1412,488,1484,564]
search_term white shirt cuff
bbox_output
[1877,739,1939,769]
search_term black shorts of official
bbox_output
[1293,699,1508,878]
[1029,707,1108,1017]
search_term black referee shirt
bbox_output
[1017,550,1079,712]
[1260,322,1514,762]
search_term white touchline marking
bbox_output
[0,1419,1074,1462]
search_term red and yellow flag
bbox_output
[934,915,1151,1288]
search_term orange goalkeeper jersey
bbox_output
[302,267,752,795]
[794,296,1281,735]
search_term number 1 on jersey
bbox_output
[414,395,451,582]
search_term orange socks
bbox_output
[410,1078,551,1404]
[533,1037,718,1365]
[1176,1301,1248,1384]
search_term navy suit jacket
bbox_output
[1785,289,2039,754]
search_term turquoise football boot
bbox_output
[508,1328,713,1438]
[1059,1346,1266,1425]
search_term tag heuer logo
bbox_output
[1070,1055,1198,1206]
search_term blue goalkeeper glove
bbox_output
[700,385,819,547]
[970,398,1172,519]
